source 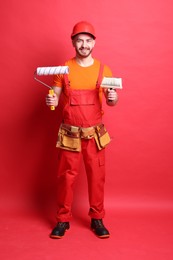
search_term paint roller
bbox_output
[100,77,122,102]
[34,66,69,110]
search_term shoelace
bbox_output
[57,222,68,228]
[93,219,104,228]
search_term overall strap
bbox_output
[63,74,70,89]
[96,63,104,89]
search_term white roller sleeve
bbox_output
[36,66,69,75]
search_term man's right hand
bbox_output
[46,93,59,108]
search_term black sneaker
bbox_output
[50,222,70,239]
[91,219,110,238]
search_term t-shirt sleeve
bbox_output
[52,74,64,88]
[103,64,113,77]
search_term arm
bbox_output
[46,86,62,108]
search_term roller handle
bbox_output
[49,89,55,110]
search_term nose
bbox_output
[81,40,87,48]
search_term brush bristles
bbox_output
[101,77,122,89]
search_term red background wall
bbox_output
[0,0,173,214]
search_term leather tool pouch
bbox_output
[94,124,111,150]
[56,124,81,152]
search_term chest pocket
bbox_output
[70,90,96,106]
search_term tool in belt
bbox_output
[56,123,111,152]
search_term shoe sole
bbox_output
[49,229,69,239]
[50,235,63,239]
[96,234,110,239]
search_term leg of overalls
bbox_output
[56,148,82,222]
[82,138,106,219]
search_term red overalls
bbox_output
[56,64,106,222]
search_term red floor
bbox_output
[1,206,173,260]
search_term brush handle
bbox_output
[108,88,113,102]
[49,89,55,110]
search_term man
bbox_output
[46,21,118,239]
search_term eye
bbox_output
[87,39,93,43]
[76,39,82,43]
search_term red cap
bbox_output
[71,21,96,39]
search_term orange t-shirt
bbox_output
[53,58,113,102]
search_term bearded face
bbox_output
[72,34,95,58]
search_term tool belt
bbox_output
[56,123,111,152]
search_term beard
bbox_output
[76,47,93,58]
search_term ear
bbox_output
[72,39,75,47]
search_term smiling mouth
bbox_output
[80,48,90,52]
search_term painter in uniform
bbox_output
[46,21,118,239]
